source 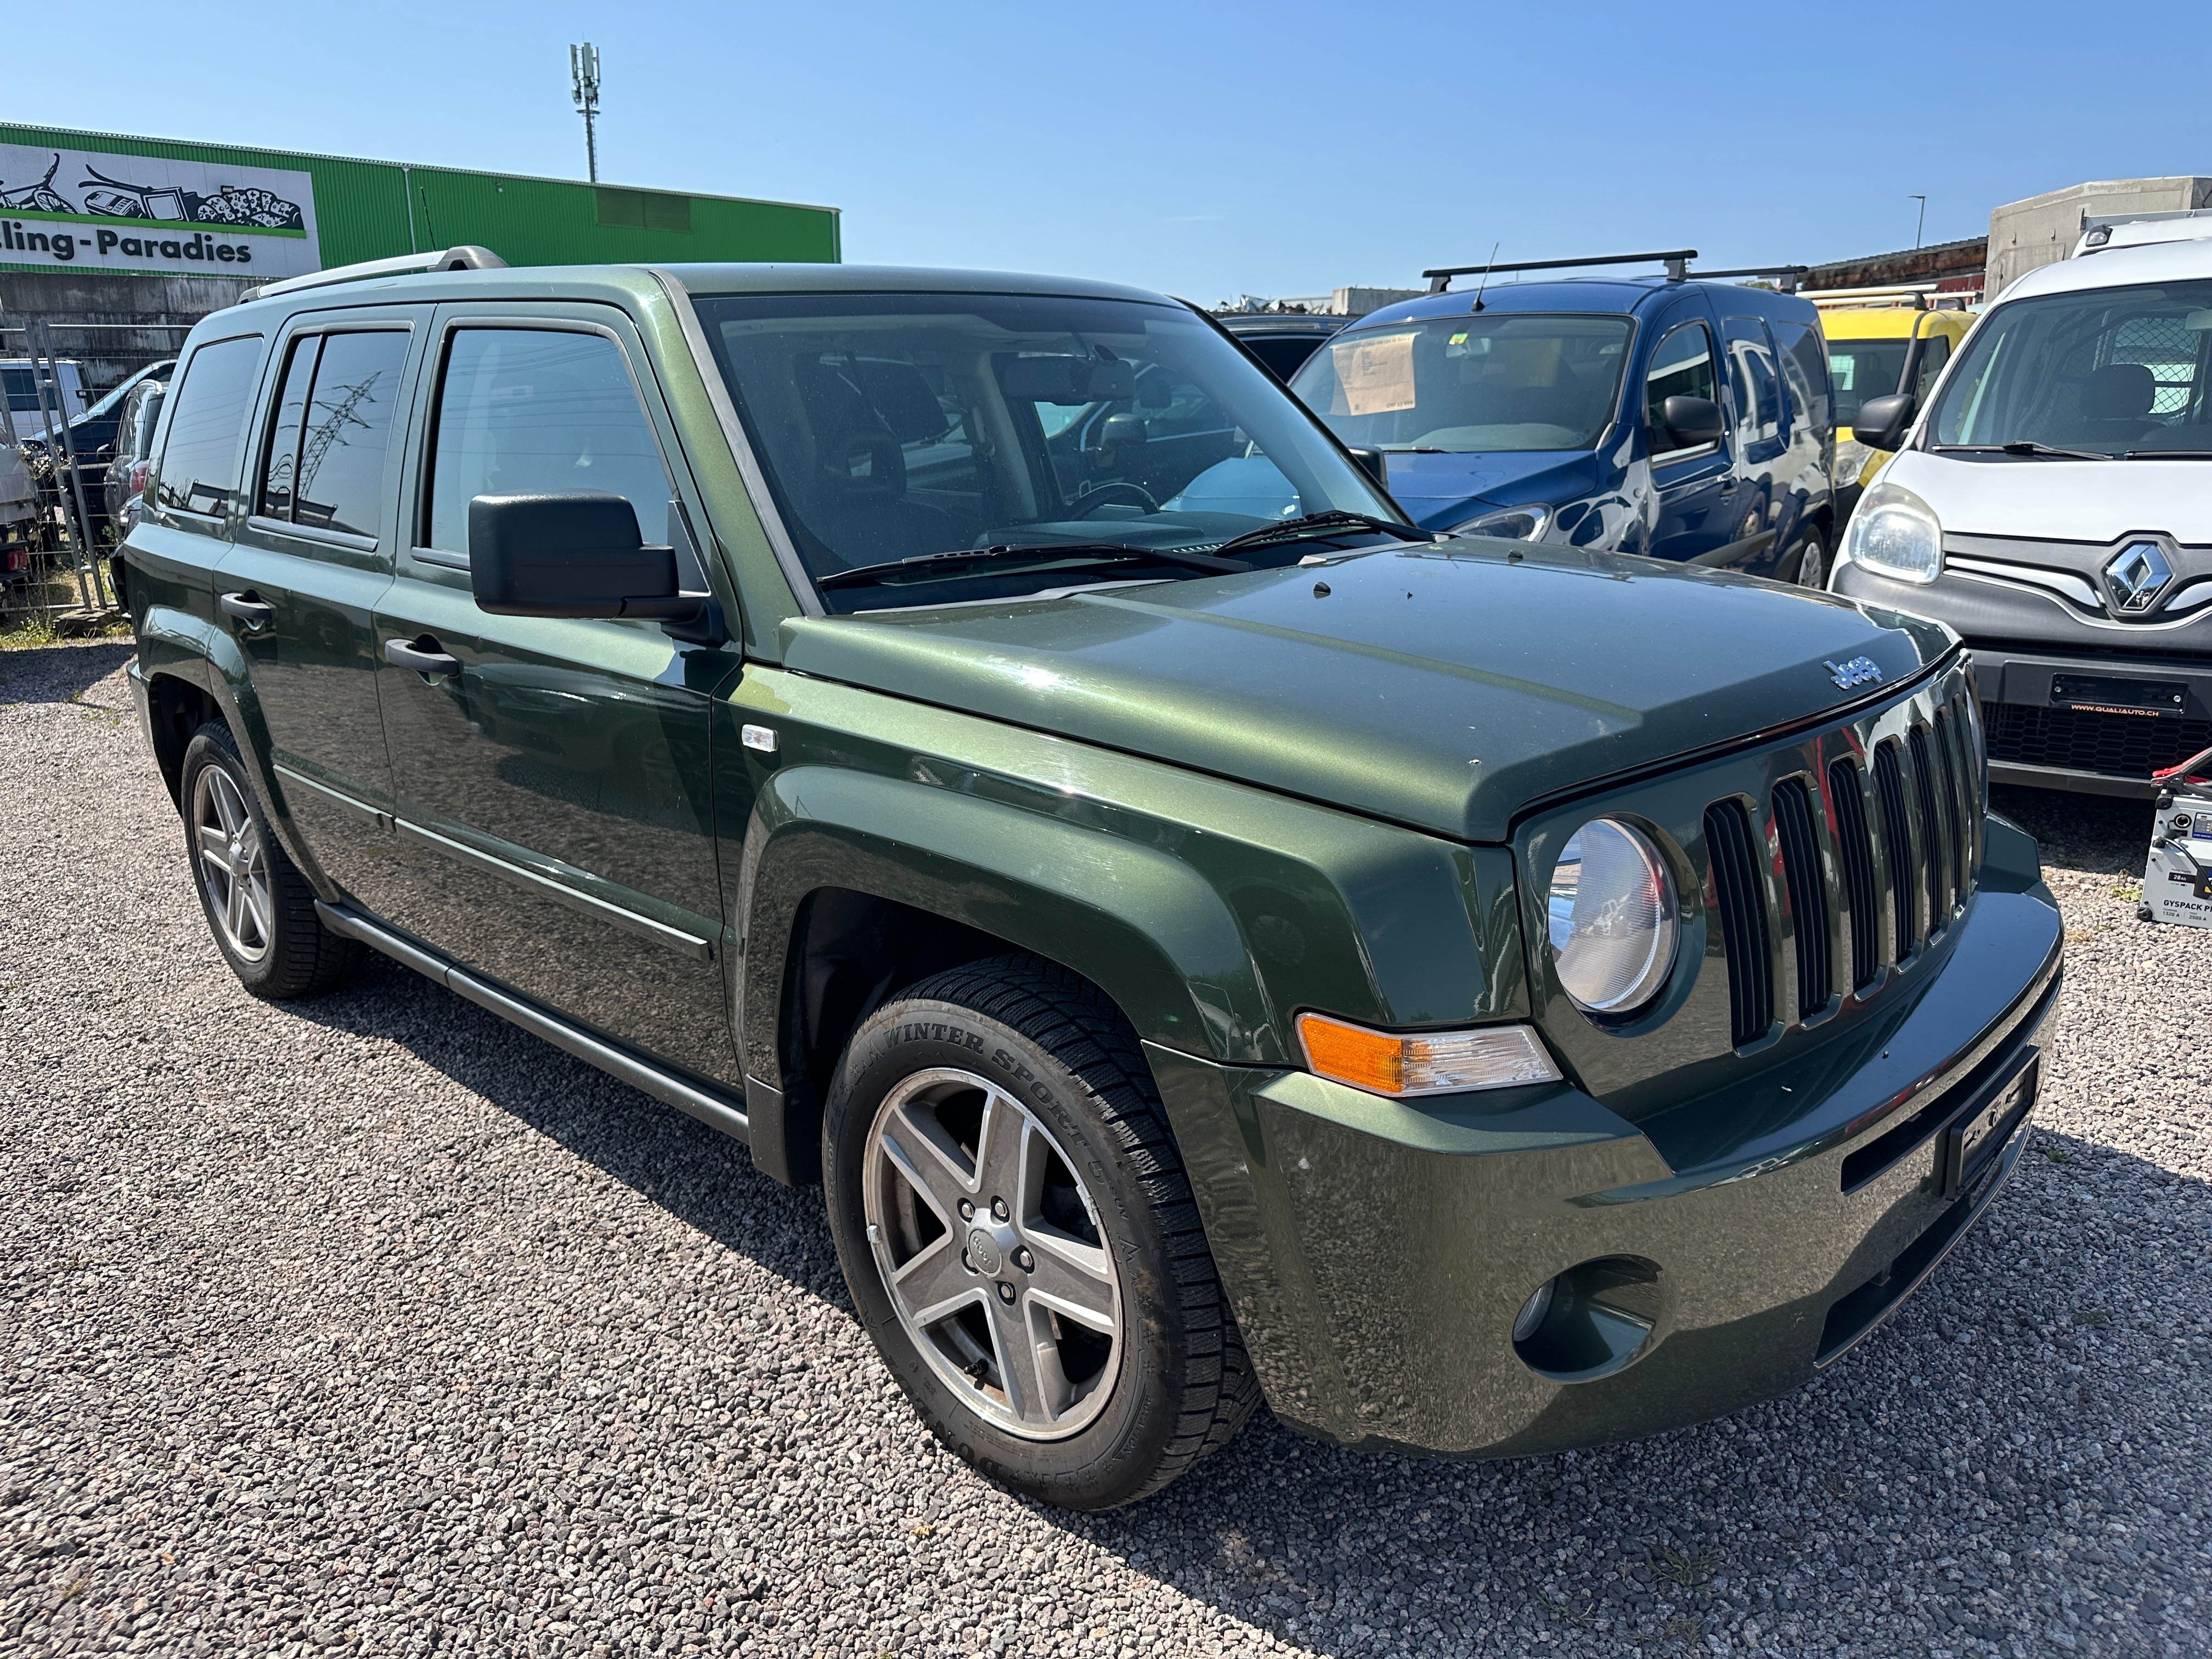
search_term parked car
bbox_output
[1216,312,1348,381]
[1,356,89,430]
[101,374,167,532]
[125,251,2057,1510]
[1818,291,1973,518]
[1835,227,2212,795]
[1278,253,1837,584]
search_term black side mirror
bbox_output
[1347,447,1390,489]
[1660,396,1724,450]
[468,492,703,621]
[1852,392,1917,453]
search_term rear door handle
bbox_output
[219,591,274,630]
[384,635,461,678]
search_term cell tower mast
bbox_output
[570,43,602,184]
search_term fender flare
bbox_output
[736,764,1280,1171]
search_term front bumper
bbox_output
[1835,557,2212,797]
[1147,875,2062,1458]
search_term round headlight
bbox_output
[1547,819,1677,1014]
[1842,479,1943,584]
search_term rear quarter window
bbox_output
[156,335,264,517]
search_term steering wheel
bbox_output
[1070,481,1159,517]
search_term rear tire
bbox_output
[178,722,363,1000]
[822,954,1259,1509]
[1791,529,1830,590]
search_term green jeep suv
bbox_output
[120,253,2063,1509]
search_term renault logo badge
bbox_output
[1826,656,1883,691]
[2103,539,2175,615]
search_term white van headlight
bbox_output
[1842,480,1943,584]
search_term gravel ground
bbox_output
[3,639,2208,1659]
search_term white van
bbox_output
[1832,228,2212,797]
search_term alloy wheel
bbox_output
[862,1067,1123,1440]
[191,765,273,963]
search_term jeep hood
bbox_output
[778,543,1955,843]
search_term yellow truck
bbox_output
[1817,291,1974,519]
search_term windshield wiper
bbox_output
[1931,441,2114,461]
[2121,448,2212,459]
[815,540,1251,591]
[1211,510,1432,560]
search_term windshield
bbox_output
[1827,338,1910,427]
[1928,280,2212,456]
[691,291,1400,611]
[1286,313,1633,454]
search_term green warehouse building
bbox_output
[1,122,840,394]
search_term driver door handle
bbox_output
[219,591,274,630]
[385,635,461,678]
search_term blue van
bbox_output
[1279,251,1838,585]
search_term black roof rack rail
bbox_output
[1691,264,1811,294]
[1423,250,1699,292]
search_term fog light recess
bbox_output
[1511,1256,1663,1382]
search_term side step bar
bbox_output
[314,900,749,1146]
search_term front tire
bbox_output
[822,955,1258,1509]
[178,722,362,1000]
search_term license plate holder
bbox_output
[1940,1054,2039,1202]
[2049,674,2188,718]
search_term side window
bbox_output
[425,329,672,557]
[1725,319,1783,442]
[155,335,264,516]
[259,337,317,521]
[1643,322,1718,455]
[1771,319,1831,430]
[259,331,409,537]
[1914,334,1953,402]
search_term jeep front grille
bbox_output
[1705,689,1983,1051]
[1702,798,1771,1048]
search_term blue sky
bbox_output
[9,1,2200,301]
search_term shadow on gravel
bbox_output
[1993,782,2153,873]
[0,640,136,706]
[278,947,2204,1656]
[284,951,851,1305]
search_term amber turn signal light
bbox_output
[1295,1013,1563,1099]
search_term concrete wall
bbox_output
[1987,177,2212,298]
[0,268,250,395]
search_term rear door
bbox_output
[1721,315,1788,573]
[214,307,425,904]
[370,303,742,1084]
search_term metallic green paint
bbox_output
[1148,880,2058,1455]
[721,663,1530,1083]
[122,260,2068,1474]
[772,543,1957,844]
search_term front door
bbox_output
[213,309,425,905]
[1639,315,1734,563]
[370,307,743,1084]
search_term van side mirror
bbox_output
[1347,447,1390,489]
[1660,396,1724,450]
[468,492,703,621]
[1852,392,1917,453]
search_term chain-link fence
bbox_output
[3,320,189,623]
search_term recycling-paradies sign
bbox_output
[0,143,321,280]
